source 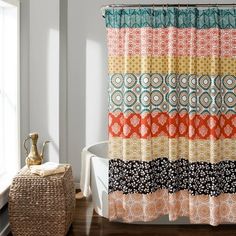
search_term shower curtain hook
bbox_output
[152,3,155,16]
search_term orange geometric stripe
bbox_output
[109,112,236,140]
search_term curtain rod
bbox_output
[101,3,236,17]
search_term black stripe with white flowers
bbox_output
[109,158,236,196]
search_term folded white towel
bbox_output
[80,148,94,197]
[30,162,67,177]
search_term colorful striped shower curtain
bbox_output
[104,7,236,225]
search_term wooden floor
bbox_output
[8,192,236,236]
[66,193,236,236]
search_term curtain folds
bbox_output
[105,7,236,226]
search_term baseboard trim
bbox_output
[74,182,80,190]
[0,223,10,236]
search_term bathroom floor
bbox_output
[66,192,236,236]
[7,192,236,236]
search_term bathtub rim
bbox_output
[83,140,109,159]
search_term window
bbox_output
[0,0,20,178]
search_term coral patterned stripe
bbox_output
[108,112,236,140]
[109,190,236,226]
[107,28,236,57]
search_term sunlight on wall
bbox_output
[86,39,105,145]
[47,28,59,163]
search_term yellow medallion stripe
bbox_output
[108,56,236,75]
[109,137,236,163]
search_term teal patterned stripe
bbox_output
[105,8,236,29]
[108,73,236,115]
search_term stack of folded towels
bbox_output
[30,162,67,177]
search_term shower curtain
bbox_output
[105,7,236,226]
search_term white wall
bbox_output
[26,0,60,163]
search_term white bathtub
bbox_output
[83,141,191,224]
[82,141,109,218]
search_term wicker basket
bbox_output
[9,165,75,236]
